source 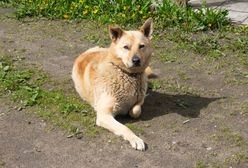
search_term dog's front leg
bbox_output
[96,113,145,150]
[95,94,145,150]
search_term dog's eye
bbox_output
[139,44,145,49]
[123,45,129,50]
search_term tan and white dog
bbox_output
[72,19,153,151]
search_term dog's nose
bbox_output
[132,56,140,66]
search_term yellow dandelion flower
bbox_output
[208,23,212,27]
[93,9,98,14]
[63,14,69,19]
[94,5,99,9]
[139,10,143,14]
[123,6,126,10]
[83,10,88,15]
[72,3,78,8]
[79,0,86,3]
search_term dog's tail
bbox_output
[145,66,158,79]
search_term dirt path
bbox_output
[0,8,248,168]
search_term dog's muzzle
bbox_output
[132,55,141,67]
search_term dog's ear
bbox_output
[109,26,123,42]
[140,18,153,39]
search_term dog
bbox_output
[72,18,153,151]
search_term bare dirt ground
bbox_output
[0,8,248,168]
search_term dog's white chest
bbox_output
[110,72,146,115]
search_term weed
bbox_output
[224,152,248,165]
[148,80,161,91]
[159,52,177,63]
[195,161,207,168]
[175,99,190,109]
[0,160,6,167]
[177,70,190,81]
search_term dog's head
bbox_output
[109,18,153,73]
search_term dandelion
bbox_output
[93,9,98,14]
[63,14,69,19]
[208,23,212,27]
[79,0,86,3]
[72,2,78,8]
[139,10,143,14]
[245,24,248,28]
[83,10,88,15]
[94,6,99,9]
[123,6,126,10]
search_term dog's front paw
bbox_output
[128,135,145,151]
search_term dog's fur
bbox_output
[72,19,153,151]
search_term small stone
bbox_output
[183,119,190,124]
[144,123,150,127]
[34,147,41,152]
[67,134,74,138]
[18,107,23,111]
[207,147,212,151]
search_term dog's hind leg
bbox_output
[95,94,145,151]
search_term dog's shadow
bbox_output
[118,89,221,123]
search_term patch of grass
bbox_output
[148,80,161,91]
[195,161,207,168]
[159,52,177,63]
[191,35,222,57]
[8,0,230,31]
[126,123,143,134]
[177,70,190,81]
[0,50,100,136]
[211,127,246,147]
[0,159,6,167]
[0,0,13,7]
[224,152,248,165]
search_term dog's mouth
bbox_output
[123,62,147,74]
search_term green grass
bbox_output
[195,161,207,168]
[154,25,248,69]
[126,123,144,134]
[5,0,230,31]
[148,80,161,91]
[211,127,247,147]
[0,50,101,136]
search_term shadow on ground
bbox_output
[142,89,221,120]
[118,89,221,123]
